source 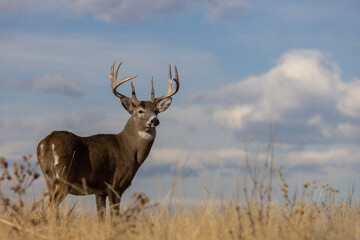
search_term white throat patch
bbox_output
[138,131,155,140]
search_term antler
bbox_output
[152,64,179,103]
[109,61,139,103]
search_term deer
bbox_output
[37,61,179,217]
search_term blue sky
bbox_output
[1,0,360,203]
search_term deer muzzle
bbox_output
[151,117,160,127]
[146,117,160,128]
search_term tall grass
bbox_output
[0,138,359,240]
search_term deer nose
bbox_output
[151,118,160,126]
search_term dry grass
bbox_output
[1,137,360,240]
[0,192,359,240]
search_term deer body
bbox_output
[37,61,179,217]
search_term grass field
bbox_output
[1,147,359,240]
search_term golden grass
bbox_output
[0,196,359,240]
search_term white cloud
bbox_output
[70,0,186,22]
[336,78,360,118]
[149,147,245,168]
[18,74,83,97]
[307,114,332,138]
[204,0,248,21]
[213,105,253,130]
[150,148,188,165]
[192,49,360,145]
[286,148,357,167]
[0,0,248,22]
[70,0,249,22]
[307,114,322,126]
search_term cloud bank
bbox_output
[18,74,83,97]
[192,49,360,145]
[0,0,249,22]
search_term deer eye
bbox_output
[138,110,144,114]
[154,109,159,115]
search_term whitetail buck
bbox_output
[37,61,179,217]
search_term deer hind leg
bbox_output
[43,173,56,208]
[44,184,68,219]
[46,184,69,209]
[44,143,72,210]
[38,146,57,209]
[53,184,69,206]
[95,194,107,220]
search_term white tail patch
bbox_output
[38,143,44,163]
[51,144,60,178]
[138,130,155,140]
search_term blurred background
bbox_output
[0,0,359,203]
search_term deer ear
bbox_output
[120,97,136,114]
[156,97,172,112]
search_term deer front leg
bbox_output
[108,191,121,217]
[95,194,107,219]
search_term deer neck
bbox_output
[119,117,156,165]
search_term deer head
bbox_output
[109,61,179,135]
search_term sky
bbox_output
[0,0,360,204]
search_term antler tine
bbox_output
[114,61,121,83]
[110,61,138,101]
[154,64,179,103]
[130,81,139,102]
[168,64,172,92]
[150,77,155,103]
[174,65,178,82]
